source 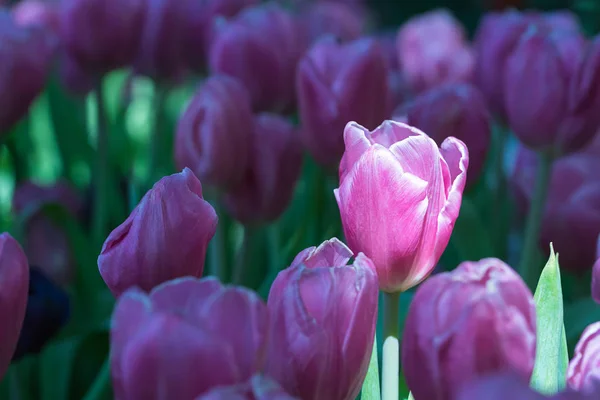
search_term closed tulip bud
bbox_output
[133,0,186,82]
[11,0,60,33]
[540,10,581,33]
[397,83,491,187]
[0,233,29,379]
[175,75,253,190]
[568,322,600,393]
[266,238,378,400]
[396,9,474,95]
[297,37,390,167]
[111,277,269,399]
[12,181,83,286]
[594,236,600,304]
[98,169,218,297]
[60,0,145,76]
[223,114,302,225]
[298,2,365,47]
[197,375,298,400]
[402,258,536,400]
[209,3,301,112]
[335,120,468,292]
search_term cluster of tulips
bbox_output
[0,0,600,399]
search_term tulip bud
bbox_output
[402,258,536,400]
[298,2,365,47]
[98,169,218,297]
[397,83,491,187]
[0,233,29,379]
[197,375,298,400]
[594,236,600,304]
[335,120,468,292]
[209,3,301,112]
[541,10,581,33]
[568,322,600,394]
[175,75,253,190]
[11,0,60,33]
[297,37,390,167]
[266,238,378,400]
[60,0,145,76]
[133,0,186,82]
[223,113,302,225]
[111,277,269,398]
[396,9,474,95]
[12,181,83,286]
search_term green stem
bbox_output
[148,85,168,187]
[82,358,111,400]
[361,334,381,400]
[382,291,400,400]
[267,223,281,275]
[492,126,509,258]
[92,79,110,249]
[208,194,229,282]
[309,161,326,244]
[232,225,265,288]
[520,150,555,289]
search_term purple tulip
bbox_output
[402,258,536,400]
[60,0,145,76]
[111,277,269,399]
[209,3,301,112]
[396,9,474,95]
[196,375,298,400]
[568,322,600,394]
[174,75,253,191]
[12,181,83,286]
[297,37,390,168]
[297,2,365,47]
[396,83,491,187]
[11,0,60,32]
[266,238,378,400]
[223,113,302,225]
[593,236,600,304]
[0,233,29,379]
[98,169,218,297]
[335,120,468,292]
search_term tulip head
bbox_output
[0,233,29,379]
[402,258,536,400]
[111,277,269,399]
[197,375,297,400]
[175,75,253,191]
[223,113,302,225]
[298,2,365,47]
[593,236,600,304]
[266,238,378,400]
[98,169,218,297]
[297,36,390,167]
[396,9,474,94]
[335,120,468,292]
[568,322,600,394]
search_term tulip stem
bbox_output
[92,79,109,249]
[382,291,400,400]
[208,193,229,282]
[148,84,168,188]
[361,334,381,400]
[492,126,509,258]
[520,150,555,289]
[82,357,111,400]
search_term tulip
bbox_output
[593,236,600,304]
[266,238,378,400]
[396,9,474,95]
[98,168,218,297]
[298,2,365,47]
[174,75,253,190]
[0,233,29,379]
[209,3,301,112]
[540,10,581,33]
[402,258,537,400]
[11,0,60,32]
[111,277,269,398]
[12,181,83,286]
[133,0,186,82]
[0,11,55,134]
[297,37,390,168]
[223,113,302,225]
[197,375,297,400]
[60,0,145,76]
[568,322,600,394]
[396,83,491,187]
[335,120,468,292]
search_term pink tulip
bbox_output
[196,375,297,400]
[335,120,468,292]
[223,113,302,225]
[174,75,253,190]
[98,169,217,297]
[402,258,536,400]
[396,9,474,95]
[111,277,269,399]
[0,233,29,379]
[266,238,378,400]
[568,322,600,394]
[297,37,390,168]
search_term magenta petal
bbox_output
[388,135,441,181]
[339,122,373,182]
[302,238,354,269]
[149,276,222,316]
[370,120,419,147]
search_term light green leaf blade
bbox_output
[361,334,381,400]
[530,245,569,394]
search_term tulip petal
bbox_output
[370,119,418,148]
[150,276,222,316]
[339,122,373,182]
[302,238,354,269]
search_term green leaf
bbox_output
[68,330,110,400]
[361,334,381,400]
[530,245,569,394]
[39,338,80,400]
